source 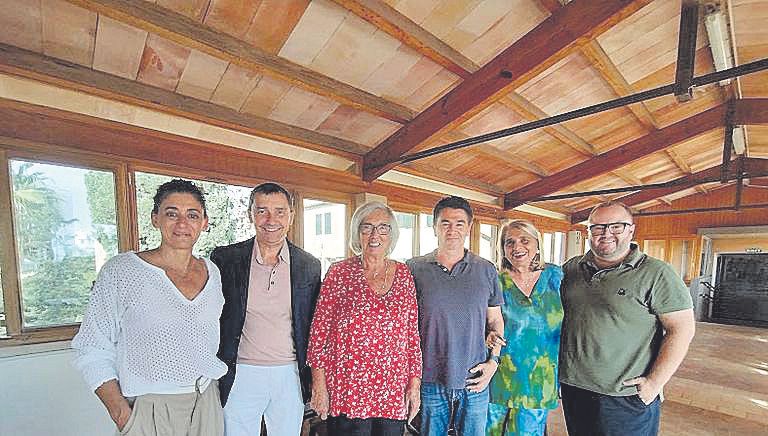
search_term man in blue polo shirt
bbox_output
[407,196,504,436]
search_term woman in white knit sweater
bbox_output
[72,179,227,436]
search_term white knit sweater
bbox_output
[72,252,227,397]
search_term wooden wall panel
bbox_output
[634,186,768,239]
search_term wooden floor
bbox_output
[547,322,768,435]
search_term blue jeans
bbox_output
[561,383,661,436]
[421,382,489,436]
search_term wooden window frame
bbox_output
[0,144,131,346]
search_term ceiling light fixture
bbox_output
[704,2,734,85]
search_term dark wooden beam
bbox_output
[362,0,654,181]
[0,43,368,160]
[505,104,728,210]
[734,98,768,124]
[63,0,415,123]
[674,0,700,102]
[570,157,768,222]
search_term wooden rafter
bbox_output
[335,0,647,195]
[0,43,369,160]
[399,162,504,196]
[570,157,768,222]
[328,0,477,77]
[63,0,415,123]
[362,0,654,181]
[505,103,729,209]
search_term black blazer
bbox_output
[211,238,321,406]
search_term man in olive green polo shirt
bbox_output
[559,200,695,436]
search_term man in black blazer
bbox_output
[211,182,321,436]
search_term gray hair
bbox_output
[349,201,399,256]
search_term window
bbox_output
[0,266,5,337]
[303,199,346,275]
[392,211,415,263]
[644,240,666,261]
[9,160,119,328]
[134,172,254,257]
[669,239,693,282]
[315,212,332,235]
[553,232,565,265]
[542,232,553,263]
[479,223,498,264]
[419,213,437,255]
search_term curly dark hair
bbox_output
[152,179,207,217]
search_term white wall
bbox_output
[0,343,114,436]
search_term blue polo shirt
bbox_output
[407,250,503,389]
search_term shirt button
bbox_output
[270,281,275,285]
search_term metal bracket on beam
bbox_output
[674,1,700,102]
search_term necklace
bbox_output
[511,270,540,297]
[363,257,390,295]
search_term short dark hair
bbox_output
[587,200,634,224]
[248,182,294,211]
[152,179,207,217]
[433,196,473,224]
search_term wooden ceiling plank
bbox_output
[0,43,367,160]
[475,144,549,177]
[506,103,728,209]
[362,0,654,181]
[500,92,595,156]
[63,0,415,123]
[580,40,659,130]
[93,15,148,80]
[329,0,478,77]
[244,0,310,55]
[41,0,98,67]
[399,162,504,196]
[665,148,692,174]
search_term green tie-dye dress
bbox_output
[487,263,564,434]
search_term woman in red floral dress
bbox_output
[308,201,422,436]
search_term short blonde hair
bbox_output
[348,202,399,256]
[499,219,544,271]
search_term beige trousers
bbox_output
[118,381,224,436]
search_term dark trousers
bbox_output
[326,414,406,436]
[561,383,661,436]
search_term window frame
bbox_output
[0,145,132,346]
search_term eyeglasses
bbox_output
[359,223,392,235]
[588,222,633,236]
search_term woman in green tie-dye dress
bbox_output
[486,220,564,436]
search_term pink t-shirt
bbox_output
[237,239,295,366]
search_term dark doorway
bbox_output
[711,253,768,327]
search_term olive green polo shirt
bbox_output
[559,244,692,396]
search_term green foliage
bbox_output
[135,173,253,257]
[22,256,97,326]
[84,171,118,254]
[11,162,65,264]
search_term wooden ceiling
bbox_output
[0,0,766,222]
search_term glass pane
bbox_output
[644,240,666,260]
[135,172,254,258]
[669,239,693,282]
[542,233,553,263]
[303,199,346,276]
[392,212,415,263]
[0,266,5,337]
[553,232,565,265]
[419,213,437,255]
[479,223,498,263]
[10,160,119,328]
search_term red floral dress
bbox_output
[307,257,422,420]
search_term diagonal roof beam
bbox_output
[339,0,645,190]
[570,157,768,222]
[505,103,729,209]
[63,0,415,123]
[329,0,477,77]
[0,43,368,160]
[362,0,654,181]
